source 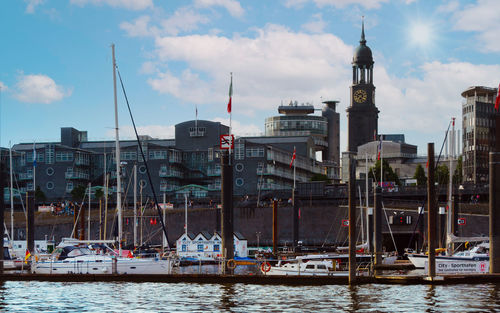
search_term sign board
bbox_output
[220,134,234,150]
[341,219,349,227]
[425,260,489,275]
[159,203,174,210]
[458,218,466,225]
[38,205,53,213]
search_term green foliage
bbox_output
[94,187,104,200]
[435,164,449,185]
[310,173,330,183]
[368,159,400,185]
[452,155,463,185]
[70,184,87,202]
[35,185,46,202]
[413,164,427,186]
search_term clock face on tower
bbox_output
[353,89,367,103]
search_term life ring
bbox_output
[227,259,236,269]
[261,261,271,273]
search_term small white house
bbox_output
[175,231,247,259]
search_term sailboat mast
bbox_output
[9,144,13,241]
[112,44,122,255]
[447,118,455,247]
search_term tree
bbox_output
[94,187,104,200]
[368,159,400,185]
[70,184,87,202]
[452,155,463,185]
[435,164,449,185]
[35,185,46,203]
[310,173,330,183]
[413,164,426,186]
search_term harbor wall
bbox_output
[9,203,489,250]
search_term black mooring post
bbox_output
[221,151,234,274]
[26,191,35,257]
[292,190,299,248]
[348,154,356,283]
[0,162,5,273]
[490,151,500,273]
[373,186,382,274]
[427,143,436,279]
[272,200,278,257]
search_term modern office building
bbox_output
[346,20,379,153]
[10,115,325,204]
[264,100,341,181]
[462,86,499,183]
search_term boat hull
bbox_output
[32,257,173,275]
[407,253,489,269]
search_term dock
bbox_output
[2,273,500,285]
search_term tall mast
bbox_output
[9,143,13,241]
[112,44,122,256]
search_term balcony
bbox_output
[65,172,90,180]
[159,169,183,178]
[19,173,33,181]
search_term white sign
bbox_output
[38,205,53,213]
[159,203,174,210]
[425,261,489,275]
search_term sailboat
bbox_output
[31,44,174,275]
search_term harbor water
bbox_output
[2,281,500,312]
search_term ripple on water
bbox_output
[1,281,500,312]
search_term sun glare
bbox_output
[410,23,432,46]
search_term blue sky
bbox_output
[1,0,499,155]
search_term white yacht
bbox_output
[406,242,489,269]
[31,241,173,275]
[262,259,347,276]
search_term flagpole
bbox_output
[195,104,198,136]
[229,73,232,164]
[33,141,36,193]
[380,136,383,190]
[293,146,296,190]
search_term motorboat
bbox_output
[31,239,174,275]
[406,242,489,269]
[261,259,348,276]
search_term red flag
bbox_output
[227,75,233,113]
[377,137,382,160]
[290,148,296,168]
[426,160,429,169]
[495,82,500,111]
[298,208,301,219]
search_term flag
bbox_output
[373,129,377,141]
[377,137,382,160]
[426,160,429,169]
[227,75,233,113]
[195,105,198,119]
[290,147,296,168]
[127,250,133,258]
[24,249,31,264]
[495,82,500,111]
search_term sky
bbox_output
[1,0,499,156]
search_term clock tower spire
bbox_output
[346,17,379,153]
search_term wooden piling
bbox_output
[427,143,436,278]
[221,151,234,274]
[348,154,356,283]
[272,200,278,257]
[490,152,500,273]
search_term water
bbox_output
[1,281,500,312]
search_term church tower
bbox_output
[346,19,379,153]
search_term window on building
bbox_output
[56,152,74,162]
[235,142,245,160]
[197,244,204,252]
[246,147,264,157]
[214,244,220,252]
[208,148,213,161]
[149,150,167,160]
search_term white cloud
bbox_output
[70,0,153,10]
[436,0,459,13]
[285,0,389,9]
[113,125,176,139]
[376,61,500,136]
[452,0,500,52]
[121,8,210,37]
[25,0,44,13]
[194,0,244,17]
[301,13,327,33]
[13,74,71,104]
[212,118,263,137]
[0,82,7,91]
[148,24,353,115]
